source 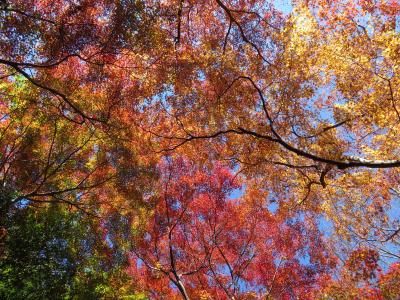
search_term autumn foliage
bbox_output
[1,0,400,299]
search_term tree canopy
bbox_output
[1,0,400,299]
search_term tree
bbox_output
[129,158,334,299]
[0,204,143,299]
[141,0,400,262]
[1,0,400,299]
[0,0,160,215]
[316,248,400,299]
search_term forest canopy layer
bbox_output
[1,0,400,299]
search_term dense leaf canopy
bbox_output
[0,0,400,299]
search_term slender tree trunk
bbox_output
[175,277,190,300]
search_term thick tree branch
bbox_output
[1,7,56,25]
[0,58,107,124]
[175,0,184,45]
[157,126,400,169]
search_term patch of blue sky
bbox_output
[229,186,244,199]
[377,196,400,268]
[397,15,400,33]
[105,234,114,248]
[171,200,182,211]
[197,70,206,81]
[14,198,30,208]
[268,200,279,214]
[273,0,293,15]
[317,215,334,237]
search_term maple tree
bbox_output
[1,0,400,299]
[129,158,334,299]
[315,248,400,299]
